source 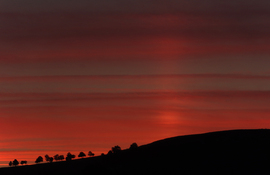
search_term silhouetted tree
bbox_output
[88,151,95,157]
[107,150,113,155]
[78,152,86,158]
[8,161,12,166]
[20,160,27,165]
[58,155,64,161]
[45,154,53,163]
[53,154,59,161]
[111,145,121,153]
[66,152,75,161]
[129,142,138,149]
[101,153,105,156]
[35,156,43,163]
[45,154,50,161]
[13,159,19,166]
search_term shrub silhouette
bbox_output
[53,154,59,161]
[35,156,43,163]
[107,150,113,155]
[45,154,53,163]
[20,160,27,165]
[78,152,86,158]
[8,161,13,166]
[45,155,50,162]
[66,152,75,161]
[111,145,121,153]
[129,142,138,149]
[53,154,64,161]
[13,159,19,166]
[88,151,95,157]
[58,155,64,161]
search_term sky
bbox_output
[0,0,270,167]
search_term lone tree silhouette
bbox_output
[13,159,19,166]
[35,156,43,163]
[88,151,95,157]
[78,152,86,158]
[111,145,121,153]
[8,161,13,166]
[129,142,138,149]
[20,160,27,165]
[45,154,53,163]
[66,152,75,161]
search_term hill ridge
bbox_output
[1,129,270,175]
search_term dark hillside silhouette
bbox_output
[2,129,270,175]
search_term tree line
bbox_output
[8,151,95,166]
[8,142,138,167]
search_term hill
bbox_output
[1,129,270,175]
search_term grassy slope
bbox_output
[1,129,270,175]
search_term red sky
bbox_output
[0,0,270,167]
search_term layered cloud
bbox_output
[1,74,270,94]
[1,89,269,166]
[1,0,270,13]
[0,0,270,167]
[0,8,269,62]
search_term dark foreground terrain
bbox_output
[1,129,270,175]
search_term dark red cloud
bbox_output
[1,0,270,14]
[1,91,269,111]
[1,74,270,82]
[0,11,269,62]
